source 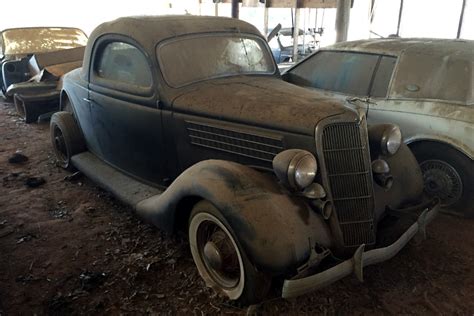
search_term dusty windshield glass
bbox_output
[158,34,275,88]
[2,27,88,55]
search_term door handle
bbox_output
[83,98,91,103]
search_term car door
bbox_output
[88,39,166,185]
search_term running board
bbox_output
[71,152,163,208]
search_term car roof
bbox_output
[89,15,260,41]
[82,15,263,79]
[326,38,474,60]
[321,38,474,105]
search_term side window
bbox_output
[95,42,152,87]
[370,56,397,98]
[288,51,379,96]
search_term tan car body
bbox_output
[305,38,473,159]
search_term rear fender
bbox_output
[136,160,332,273]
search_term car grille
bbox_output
[321,122,376,248]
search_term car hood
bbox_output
[171,76,352,135]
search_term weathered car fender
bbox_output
[136,159,333,274]
[373,143,424,219]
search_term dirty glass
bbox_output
[1,28,87,55]
[158,34,275,88]
[288,51,379,96]
[96,42,152,87]
[391,52,471,103]
[370,56,397,98]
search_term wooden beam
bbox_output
[265,0,337,8]
[203,0,337,8]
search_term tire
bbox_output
[189,200,271,305]
[50,111,86,170]
[410,141,474,217]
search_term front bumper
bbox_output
[282,200,439,299]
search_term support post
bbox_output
[292,8,301,62]
[263,6,269,36]
[335,0,351,42]
[232,0,240,18]
[215,2,219,16]
[457,0,466,39]
[396,0,404,37]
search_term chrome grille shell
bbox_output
[315,112,376,250]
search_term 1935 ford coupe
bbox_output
[50,16,439,304]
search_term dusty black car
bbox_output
[50,16,438,304]
[0,27,87,122]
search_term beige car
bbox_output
[284,38,473,217]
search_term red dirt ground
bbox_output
[1,100,473,315]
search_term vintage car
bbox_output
[0,27,87,122]
[283,38,473,217]
[50,16,438,304]
[268,24,318,64]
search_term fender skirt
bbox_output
[136,160,332,274]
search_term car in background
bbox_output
[283,38,473,217]
[0,27,87,122]
[50,16,438,304]
[267,24,318,64]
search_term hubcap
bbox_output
[199,226,240,288]
[203,241,222,270]
[420,160,462,207]
[189,211,245,299]
[53,126,68,162]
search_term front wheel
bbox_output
[410,142,473,217]
[188,201,270,305]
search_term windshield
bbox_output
[1,27,87,55]
[157,34,276,88]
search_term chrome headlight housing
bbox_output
[381,125,402,155]
[368,124,402,156]
[273,149,318,190]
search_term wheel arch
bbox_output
[406,136,473,160]
[173,195,203,232]
[135,159,332,274]
[59,90,69,111]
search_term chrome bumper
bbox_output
[282,201,439,299]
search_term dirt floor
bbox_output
[0,99,473,315]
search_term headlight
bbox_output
[381,125,402,155]
[273,149,318,190]
[368,124,402,156]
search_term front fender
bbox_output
[136,160,332,274]
[373,143,424,220]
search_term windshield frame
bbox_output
[0,27,88,56]
[156,32,278,89]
